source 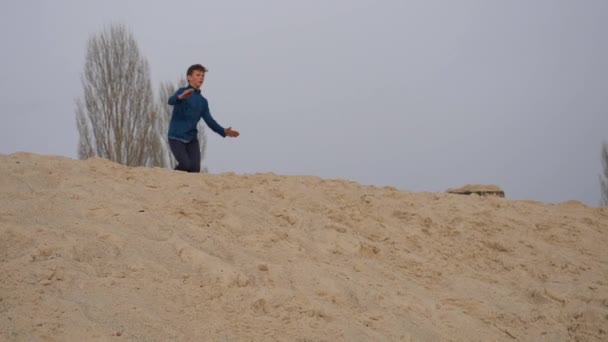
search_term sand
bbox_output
[1,152,607,341]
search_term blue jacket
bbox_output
[167,84,226,142]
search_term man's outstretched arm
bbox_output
[201,106,239,138]
[168,88,194,105]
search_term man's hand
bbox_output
[225,127,240,137]
[177,89,194,100]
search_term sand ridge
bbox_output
[1,153,607,341]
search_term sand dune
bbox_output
[1,153,607,341]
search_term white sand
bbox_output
[1,153,607,341]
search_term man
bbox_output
[167,64,239,172]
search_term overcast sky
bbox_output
[1,0,607,206]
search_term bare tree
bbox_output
[601,142,608,206]
[156,79,209,172]
[75,23,158,167]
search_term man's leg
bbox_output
[186,138,201,173]
[169,139,192,172]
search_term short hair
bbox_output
[187,64,208,76]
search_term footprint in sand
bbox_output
[71,235,122,264]
[0,228,35,262]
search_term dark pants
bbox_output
[169,138,201,172]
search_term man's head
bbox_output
[187,64,208,89]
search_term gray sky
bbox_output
[1,0,607,206]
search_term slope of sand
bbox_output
[1,153,607,341]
